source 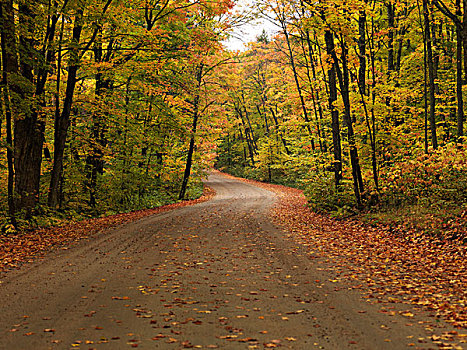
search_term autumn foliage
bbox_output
[0,0,233,230]
[215,0,467,241]
[222,172,466,336]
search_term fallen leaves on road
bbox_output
[222,172,466,331]
[0,186,215,272]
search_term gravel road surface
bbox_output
[0,173,447,349]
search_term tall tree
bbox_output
[387,1,396,72]
[423,0,438,149]
[13,0,46,213]
[432,0,464,139]
[179,64,204,200]
[0,0,18,225]
[324,30,343,188]
[48,5,86,208]
[267,0,314,143]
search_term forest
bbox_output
[0,0,466,239]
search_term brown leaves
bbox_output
[264,339,281,347]
[151,334,166,340]
[285,310,305,315]
[237,337,257,342]
[0,187,215,272]
[225,173,467,331]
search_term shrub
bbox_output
[379,143,467,209]
[304,173,357,217]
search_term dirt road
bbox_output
[0,173,450,349]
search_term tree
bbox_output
[0,0,18,225]
[432,0,465,139]
[423,0,438,149]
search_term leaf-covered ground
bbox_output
[220,172,467,347]
[1,171,465,347]
[3,172,453,349]
[0,186,215,272]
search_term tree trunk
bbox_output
[395,36,404,72]
[237,106,256,165]
[242,102,258,151]
[357,62,379,193]
[463,0,467,83]
[340,40,364,204]
[387,2,395,72]
[281,20,314,140]
[179,64,203,200]
[324,30,343,189]
[456,27,464,139]
[369,15,380,193]
[431,18,440,94]
[358,7,367,95]
[300,34,324,151]
[48,9,83,208]
[328,31,364,206]
[306,37,327,152]
[14,1,45,213]
[432,0,464,140]
[456,1,464,138]
[256,104,269,134]
[86,38,113,207]
[423,0,438,149]
[0,0,17,226]
[270,107,291,155]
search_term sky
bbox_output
[222,0,278,51]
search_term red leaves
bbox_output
[224,172,467,329]
[0,186,215,272]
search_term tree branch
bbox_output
[432,0,462,26]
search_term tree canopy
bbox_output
[1,0,466,239]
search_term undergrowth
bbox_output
[0,181,205,234]
[219,143,467,241]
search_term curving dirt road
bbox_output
[0,173,451,349]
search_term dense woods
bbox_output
[1,0,466,238]
[216,0,467,238]
[0,0,234,229]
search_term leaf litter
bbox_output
[222,172,466,346]
[0,187,215,272]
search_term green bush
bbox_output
[304,174,357,217]
[379,143,467,209]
